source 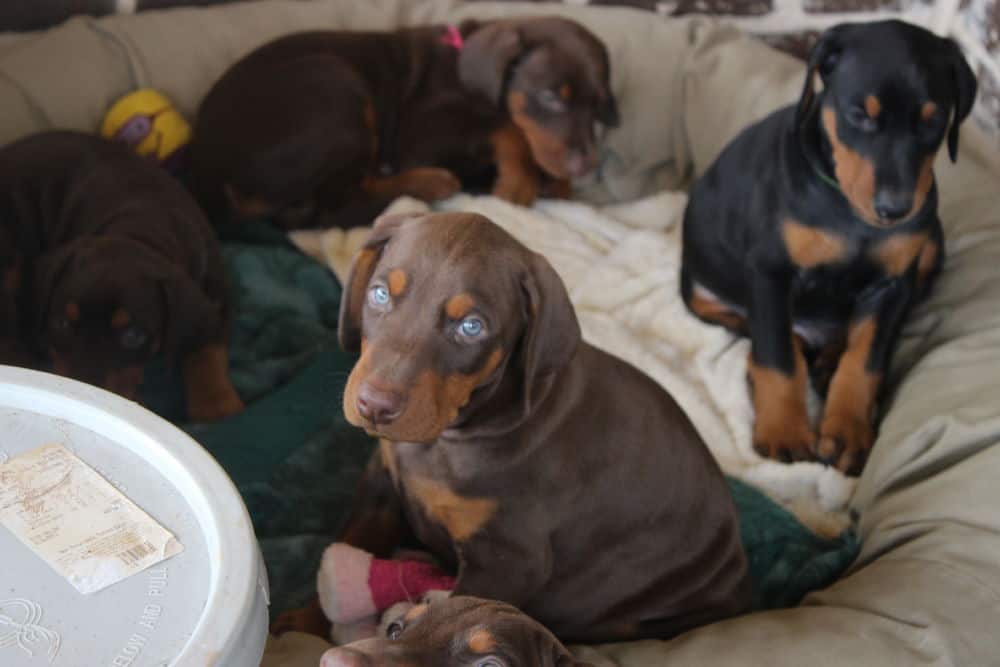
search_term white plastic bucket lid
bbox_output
[0,366,269,666]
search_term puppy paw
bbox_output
[406,168,461,202]
[187,384,244,422]
[816,415,873,476]
[752,421,816,464]
[493,173,539,207]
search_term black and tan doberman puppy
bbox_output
[189,17,618,229]
[681,20,977,475]
[322,597,592,667]
[335,211,749,643]
[0,131,243,422]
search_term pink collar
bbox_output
[441,24,464,50]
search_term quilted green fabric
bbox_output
[140,230,858,616]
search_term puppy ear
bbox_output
[795,25,850,128]
[158,267,222,361]
[518,251,580,403]
[337,212,423,352]
[945,39,978,163]
[459,21,524,105]
[32,246,76,337]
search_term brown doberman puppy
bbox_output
[0,130,243,422]
[322,596,593,667]
[333,211,750,643]
[189,17,618,229]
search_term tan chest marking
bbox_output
[408,476,497,543]
[782,219,849,268]
[872,231,929,276]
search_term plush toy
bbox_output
[100,88,192,172]
[317,543,455,627]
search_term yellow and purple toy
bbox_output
[100,88,191,171]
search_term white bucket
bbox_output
[0,366,269,666]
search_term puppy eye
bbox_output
[387,620,404,640]
[368,284,392,310]
[458,316,486,339]
[846,106,877,132]
[119,325,148,350]
[536,89,567,113]
[56,318,72,332]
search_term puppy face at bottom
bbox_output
[322,597,592,667]
[339,212,581,444]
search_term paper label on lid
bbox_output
[0,444,183,595]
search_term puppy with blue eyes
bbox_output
[0,131,243,422]
[337,211,750,643]
[322,597,593,667]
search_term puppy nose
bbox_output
[874,191,913,222]
[357,382,403,424]
[322,648,372,667]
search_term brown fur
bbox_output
[873,231,930,276]
[748,339,814,461]
[408,476,499,542]
[921,101,938,121]
[508,91,569,180]
[823,108,879,226]
[445,293,476,320]
[865,95,882,118]
[490,121,541,206]
[817,317,879,474]
[388,269,408,297]
[183,343,244,422]
[110,307,131,329]
[782,219,849,268]
[468,628,498,653]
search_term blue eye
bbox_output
[459,317,484,338]
[368,284,390,308]
[120,326,148,350]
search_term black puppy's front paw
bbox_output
[816,415,873,476]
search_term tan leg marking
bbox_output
[183,343,244,422]
[490,120,541,206]
[748,338,815,462]
[816,317,879,475]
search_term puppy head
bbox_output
[339,211,580,443]
[322,596,592,667]
[459,17,619,180]
[797,20,977,227]
[34,239,215,398]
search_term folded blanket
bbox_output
[139,219,857,618]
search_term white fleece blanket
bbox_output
[290,193,856,536]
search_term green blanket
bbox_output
[142,233,859,617]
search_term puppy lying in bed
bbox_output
[0,131,243,422]
[332,210,750,643]
[322,597,594,667]
[190,17,619,229]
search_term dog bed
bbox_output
[3,0,1000,664]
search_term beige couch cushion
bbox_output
[4,2,1000,664]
